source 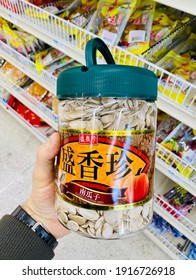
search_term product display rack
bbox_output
[0,71,58,129]
[0,98,48,143]
[0,1,195,129]
[0,0,195,259]
[154,171,196,243]
[154,193,196,244]
[0,40,56,94]
[156,143,196,197]
[144,226,189,260]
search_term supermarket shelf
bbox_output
[0,2,196,130]
[154,193,196,244]
[156,160,196,197]
[0,98,47,143]
[0,40,56,94]
[156,143,196,196]
[1,38,195,130]
[0,72,58,130]
[144,225,189,260]
[157,95,196,131]
[0,7,86,65]
[155,0,196,15]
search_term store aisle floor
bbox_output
[0,108,171,260]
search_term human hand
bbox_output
[23,132,69,239]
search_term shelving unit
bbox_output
[154,171,196,244]
[0,40,56,94]
[0,1,195,129]
[156,143,196,197]
[0,0,195,259]
[144,226,189,260]
[154,194,196,244]
[0,72,58,129]
[0,98,47,143]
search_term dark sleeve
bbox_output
[0,215,55,260]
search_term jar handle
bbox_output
[85,38,115,67]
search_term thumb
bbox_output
[33,132,60,184]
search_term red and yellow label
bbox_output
[56,128,156,210]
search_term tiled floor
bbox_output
[0,108,171,260]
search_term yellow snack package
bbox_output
[86,0,138,45]
[2,21,28,56]
[119,0,155,55]
[150,4,190,47]
[157,50,196,104]
[35,47,66,73]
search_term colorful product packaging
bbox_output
[159,123,196,179]
[119,0,155,55]
[156,111,180,143]
[157,50,196,105]
[86,0,138,45]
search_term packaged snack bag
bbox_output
[119,0,155,55]
[156,111,180,143]
[143,24,192,64]
[0,61,14,77]
[86,0,138,45]
[45,55,73,73]
[2,20,28,56]
[150,4,190,47]
[59,0,97,28]
[163,184,196,216]
[14,30,42,54]
[1,61,32,87]
[157,50,196,104]
[0,18,7,42]
[8,95,43,126]
[35,47,66,72]
[10,67,33,87]
[40,91,53,108]
[52,61,81,77]
[41,0,73,15]
[160,123,196,178]
[26,81,48,103]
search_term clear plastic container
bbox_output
[55,38,157,239]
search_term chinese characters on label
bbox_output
[58,129,154,208]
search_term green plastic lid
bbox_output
[57,38,157,101]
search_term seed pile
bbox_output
[56,195,153,239]
[58,97,156,130]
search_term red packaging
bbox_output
[8,95,42,126]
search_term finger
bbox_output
[33,132,60,182]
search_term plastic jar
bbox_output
[55,38,157,239]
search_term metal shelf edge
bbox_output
[153,203,196,244]
[0,99,47,143]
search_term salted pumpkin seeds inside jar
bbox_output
[55,38,157,239]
